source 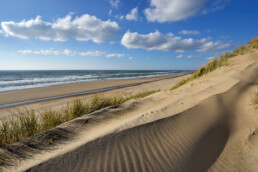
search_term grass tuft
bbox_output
[0,109,40,146]
[171,37,258,90]
[41,110,64,130]
[0,89,160,147]
[127,90,160,100]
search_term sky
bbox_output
[0,0,257,70]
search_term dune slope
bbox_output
[1,51,258,172]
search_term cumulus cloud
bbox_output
[18,49,74,56]
[106,53,125,58]
[180,30,200,35]
[1,14,120,43]
[121,30,230,52]
[176,55,183,58]
[144,0,207,22]
[126,7,138,21]
[80,51,106,56]
[129,56,133,60]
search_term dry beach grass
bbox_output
[0,90,159,147]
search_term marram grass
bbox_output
[0,89,159,147]
[171,37,258,90]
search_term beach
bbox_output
[0,50,257,172]
[0,51,258,172]
[0,73,190,120]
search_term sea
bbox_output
[0,70,190,92]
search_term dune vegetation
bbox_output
[171,37,258,90]
[0,90,159,147]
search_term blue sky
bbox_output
[0,0,257,70]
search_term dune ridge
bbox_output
[1,51,258,171]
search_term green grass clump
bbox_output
[171,78,191,90]
[171,37,258,90]
[0,90,160,147]
[70,99,86,118]
[17,110,39,137]
[0,109,40,146]
[41,110,64,130]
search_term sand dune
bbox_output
[1,51,257,171]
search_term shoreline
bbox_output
[0,72,190,93]
[0,73,190,110]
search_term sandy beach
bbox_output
[0,73,190,120]
[0,51,257,172]
[0,73,190,105]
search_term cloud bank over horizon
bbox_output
[18,49,126,59]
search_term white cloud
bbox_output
[18,49,127,59]
[129,56,133,60]
[79,51,124,58]
[109,0,120,9]
[18,49,74,56]
[119,16,124,20]
[108,10,112,16]
[126,7,138,21]
[176,55,183,58]
[220,35,229,39]
[106,53,125,58]
[187,55,195,58]
[80,51,106,56]
[40,50,60,55]
[1,14,120,43]
[180,30,200,35]
[202,0,230,14]
[121,30,230,52]
[144,0,207,22]
[187,55,201,58]
[63,49,72,56]
[18,50,33,54]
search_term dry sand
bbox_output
[0,51,257,172]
